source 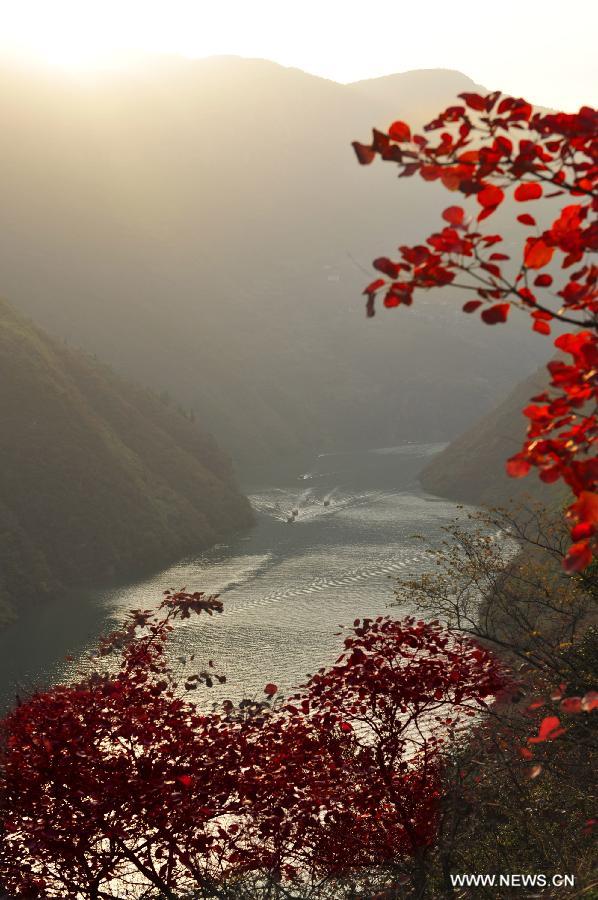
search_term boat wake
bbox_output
[219,553,427,619]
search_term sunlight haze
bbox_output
[0,0,596,110]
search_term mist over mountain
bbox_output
[419,367,567,508]
[0,56,550,467]
[0,298,252,625]
[349,67,487,123]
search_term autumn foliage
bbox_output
[1,91,596,899]
[0,592,506,897]
[353,94,597,572]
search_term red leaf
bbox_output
[442,206,465,225]
[510,99,533,121]
[363,278,385,295]
[570,491,598,525]
[560,697,583,714]
[372,129,392,154]
[264,683,278,696]
[373,257,402,278]
[481,261,502,278]
[441,170,461,191]
[477,185,505,209]
[564,540,593,573]
[524,239,554,269]
[463,300,482,313]
[458,150,480,164]
[521,287,538,307]
[459,92,487,111]
[534,274,553,287]
[339,722,353,733]
[571,522,594,541]
[481,303,510,325]
[517,213,537,226]
[540,467,561,484]
[176,775,193,788]
[420,164,442,181]
[533,320,551,335]
[514,183,543,201]
[494,135,513,154]
[506,456,531,478]
[554,331,594,356]
[352,142,376,165]
[497,97,515,114]
[388,121,411,142]
[528,715,564,744]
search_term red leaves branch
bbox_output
[354,92,598,571]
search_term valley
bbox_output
[0,442,477,711]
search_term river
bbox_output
[0,442,477,712]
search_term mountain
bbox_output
[349,67,487,127]
[419,367,568,507]
[0,298,252,626]
[0,56,550,468]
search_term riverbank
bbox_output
[0,442,471,713]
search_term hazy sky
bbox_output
[1,0,596,111]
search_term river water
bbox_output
[0,443,477,712]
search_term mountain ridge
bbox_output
[0,56,549,467]
[419,367,568,508]
[0,298,253,626]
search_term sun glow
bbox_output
[0,0,596,109]
[0,0,208,70]
[1,4,104,68]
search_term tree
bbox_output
[392,503,597,894]
[2,90,596,900]
[352,94,597,572]
[0,593,505,898]
[352,94,598,894]
[398,503,596,678]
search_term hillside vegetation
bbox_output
[419,367,568,507]
[0,299,252,625]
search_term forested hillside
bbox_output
[0,57,550,467]
[0,299,252,625]
[419,367,568,507]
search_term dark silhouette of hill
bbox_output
[419,368,567,507]
[0,299,252,626]
[0,56,550,467]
